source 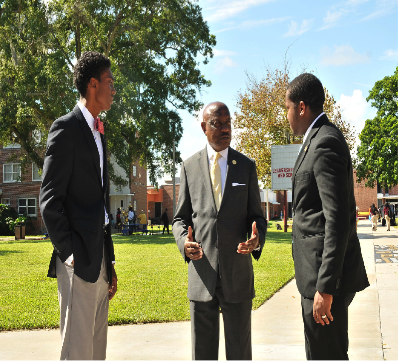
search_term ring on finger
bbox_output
[321,315,327,319]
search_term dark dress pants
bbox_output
[190,276,252,360]
[301,293,355,360]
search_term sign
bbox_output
[271,144,301,191]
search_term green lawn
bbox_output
[0,222,294,331]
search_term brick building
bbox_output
[0,144,44,234]
[109,156,147,223]
[0,144,146,235]
[147,176,180,222]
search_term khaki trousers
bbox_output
[56,252,109,360]
[385,215,391,231]
[371,215,378,230]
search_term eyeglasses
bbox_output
[208,120,231,129]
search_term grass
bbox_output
[0,222,294,331]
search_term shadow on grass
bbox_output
[0,250,23,256]
[265,232,292,244]
[112,234,176,245]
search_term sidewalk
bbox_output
[0,220,396,360]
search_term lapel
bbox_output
[293,114,329,177]
[73,105,103,188]
[220,147,238,211]
[198,146,218,213]
[292,114,329,205]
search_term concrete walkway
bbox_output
[0,220,396,360]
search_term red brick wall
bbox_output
[353,170,377,212]
[130,162,147,215]
[162,184,180,220]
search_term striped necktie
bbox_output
[211,152,222,210]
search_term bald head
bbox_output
[203,102,230,122]
[201,101,231,152]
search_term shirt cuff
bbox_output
[65,254,74,266]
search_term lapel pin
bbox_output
[304,146,308,153]
[232,160,237,165]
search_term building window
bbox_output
[133,200,137,212]
[3,164,21,183]
[32,163,42,181]
[1,198,10,206]
[18,198,36,216]
[133,165,137,177]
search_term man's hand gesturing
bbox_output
[237,221,260,254]
[184,226,203,261]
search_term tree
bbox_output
[355,67,398,188]
[233,66,356,186]
[0,0,216,185]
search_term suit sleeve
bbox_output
[247,160,267,260]
[172,162,193,263]
[313,133,350,294]
[39,121,74,263]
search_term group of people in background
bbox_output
[369,202,396,231]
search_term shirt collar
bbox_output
[206,143,229,162]
[302,112,325,145]
[77,101,95,132]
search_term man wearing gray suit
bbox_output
[287,74,369,360]
[173,101,267,360]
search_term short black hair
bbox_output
[73,51,111,97]
[287,73,325,113]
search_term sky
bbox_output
[161,0,397,182]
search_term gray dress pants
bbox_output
[56,251,109,360]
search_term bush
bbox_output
[0,204,18,236]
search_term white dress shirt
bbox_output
[302,112,325,145]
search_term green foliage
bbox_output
[0,204,18,236]
[355,66,398,188]
[234,66,356,187]
[0,0,216,185]
[5,215,27,232]
[0,228,294,330]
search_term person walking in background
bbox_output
[128,206,135,225]
[161,208,170,234]
[40,51,118,360]
[370,204,379,231]
[128,206,135,234]
[173,101,267,360]
[116,207,122,232]
[138,210,147,234]
[287,73,369,360]
[384,202,392,231]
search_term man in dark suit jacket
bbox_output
[40,51,117,360]
[173,102,267,360]
[286,73,369,360]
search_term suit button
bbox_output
[336,278,341,289]
[217,215,221,220]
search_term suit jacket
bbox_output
[40,105,115,284]
[173,146,267,303]
[291,114,369,298]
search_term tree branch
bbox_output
[10,126,44,169]
[105,10,124,56]
[73,3,107,53]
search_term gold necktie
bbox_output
[211,152,222,210]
